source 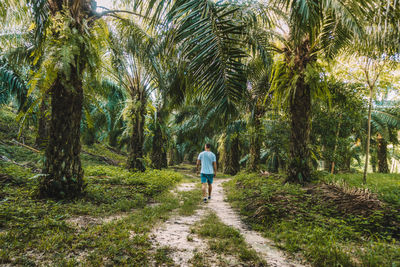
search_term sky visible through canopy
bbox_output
[96,0,116,13]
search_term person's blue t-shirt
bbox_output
[197,151,216,174]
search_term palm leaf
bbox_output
[169,0,248,109]
[0,59,27,106]
[27,0,49,44]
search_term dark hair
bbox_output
[205,143,211,149]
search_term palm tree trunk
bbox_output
[344,156,351,172]
[38,1,96,199]
[168,146,180,166]
[82,126,96,146]
[151,113,167,169]
[223,135,240,175]
[36,95,50,149]
[161,145,168,168]
[127,90,146,172]
[330,114,342,174]
[248,103,263,172]
[287,77,312,183]
[248,135,260,171]
[371,154,377,173]
[363,87,373,183]
[40,76,85,198]
[377,135,389,173]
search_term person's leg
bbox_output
[207,174,213,199]
[201,173,208,202]
[202,183,208,198]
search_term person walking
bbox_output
[196,144,217,203]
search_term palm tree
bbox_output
[147,36,186,169]
[164,1,268,172]
[173,102,222,156]
[85,79,126,149]
[219,120,246,175]
[261,114,291,172]
[23,0,136,198]
[109,17,159,171]
[110,55,149,172]
[146,0,371,181]
[348,0,400,182]
[369,108,400,173]
[268,0,370,183]
[39,2,100,198]
[23,0,124,198]
[245,56,272,171]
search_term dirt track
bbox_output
[150,178,306,266]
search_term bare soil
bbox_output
[65,211,134,229]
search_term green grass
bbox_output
[0,106,208,265]
[82,143,127,167]
[191,212,265,266]
[0,167,204,265]
[0,140,209,265]
[224,172,400,266]
[189,251,211,267]
[178,186,202,216]
[0,107,24,142]
[153,246,175,266]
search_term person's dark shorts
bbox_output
[201,173,214,184]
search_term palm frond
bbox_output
[170,0,248,108]
[372,109,400,128]
[0,59,27,106]
[28,0,50,44]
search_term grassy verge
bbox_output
[224,172,400,266]
[0,149,210,265]
[178,186,202,216]
[0,108,208,265]
[190,212,265,266]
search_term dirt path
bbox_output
[150,208,208,266]
[151,178,306,267]
[208,179,304,267]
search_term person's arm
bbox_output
[196,159,201,174]
[213,161,217,177]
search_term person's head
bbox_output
[205,143,211,151]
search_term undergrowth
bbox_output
[224,172,400,266]
[323,172,400,206]
[0,133,201,265]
